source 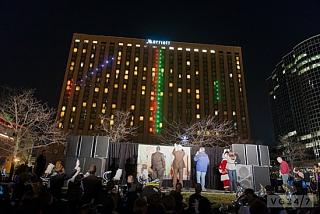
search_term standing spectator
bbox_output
[276,157,290,186]
[82,164,102,204]
[49,160,66,200]
[34,150,46,179]
[194,147,210,191]
[188,183,204,213]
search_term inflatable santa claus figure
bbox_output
[219,149,230,190]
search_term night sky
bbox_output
[1,1,319,145]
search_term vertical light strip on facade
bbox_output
[150,49,158,133]
[155,49,164,133]
[214,80,220,101]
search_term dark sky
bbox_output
[1,1,319,145]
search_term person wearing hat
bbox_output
[219,149,230,191]
[151,145,166,188]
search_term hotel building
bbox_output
[58,33,250,143]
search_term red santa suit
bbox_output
[219,150,230,190]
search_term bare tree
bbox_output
[279,136,307,168]
[99,110,137,143]
[159,115,235,147]
[0,89,67,161]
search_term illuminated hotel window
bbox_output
[127,43,132,46]
[136,44,141,47]
[149,128,153,132]
[236,56,239,60]
[93,41,98,44]
[143,67,147,71]
[178,88,182,92]
[94,87,99,92]
[82,102,87,107]
[224,111,227,115]
[75,39,80,42]
[187,74,191,79]
[170,69,173,74]
[160,92,163,96]
[126,61,130,66]
[91,54,94,58]
[187,61,190,66]
[89,124,93,130]
[89,63,93,68]
[62,106,66,111]
[151,96,154,101]
[124,75,128,80]
[123,84,127,89]
[178,47,183,51]
[111,114,114,119]
[72,106,76,112]
[71,61,75,66]
[92,103,97,108]
[196,94,200,99]
[69,66,74,71]
[70,118,73,123]
[159,123,163,128]
[186,48,191,51]
[80,62,84,67]
[210,50,215,53]
[202,49,207,53]
[142,76,146,80]
[196,104,200,109]
[229,73,233,78]
[215,110,218,115]
[106,73,110,78]
[60,112,65,117]
[179,74,182,78]
[115,69,120,74]
[84,40,89,43]
[142,91,145,95]
[194,49,199,52]
[239,88,242,92]
[152,67,156,72]
[149,117,153,121]
[102,109,106,114]
[73,48,78,52]
[112,104,116,109]
[125,70,129,74]
[130,121,134,126]
[169,47,174,50]
[233,111,236,116]
[187,89,191,93]
[110,120,114,126]
[134,71,138,75]
[117,61,121,65]
[196,89,200,94]
[196,114,200,119]
[82,49,87,53]
[76,86,80,91]
[131,105,135,110]
[58,122,63,128]
[195,71,199,75]
[237,65,241,69]
[169,83,173,87]
[238,74,241,78]
[236,61,240,65]
[135,57,139,62]
[118,43,123,46]
[114,84,118,88]
[142,85,146,90]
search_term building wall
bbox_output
[58,34,250,143]
[268,34,320,151]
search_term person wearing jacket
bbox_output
[194,147,210,190]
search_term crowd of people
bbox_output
[1,149,320,214]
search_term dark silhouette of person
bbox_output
[34,150,46,179]
[82,164,102,204]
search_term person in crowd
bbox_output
[172,143,186,188]
[238,188,268,214]
[34,150,47,179]
[162,195,176,214]
[194,147,210,191]
[133,197,148,214]
[49,160,66,200]
[82,164,102,204]
[188,183,205,213]
[227,151,237,192]
[277,156,290,186]
[314,163,320,199]
[151,145,166,188]
[219,149,230,191]
[170,182,185,213]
